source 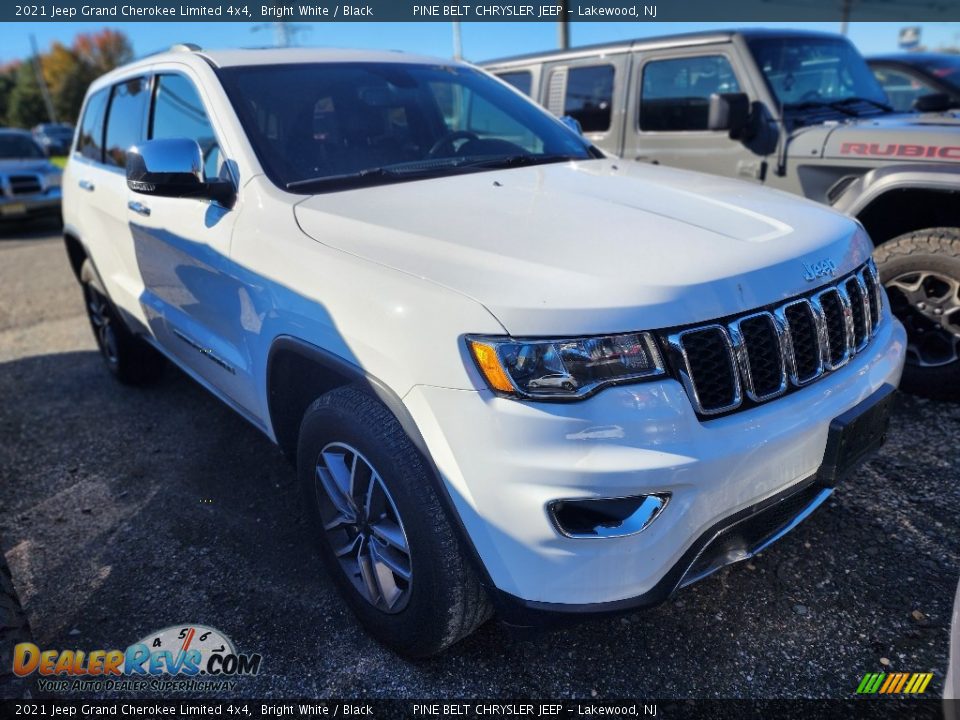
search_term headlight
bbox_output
[44,172,61,188]
[467,332,665,400]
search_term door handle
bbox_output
[635,156,660,165]
[127,200,151,217]
[78,179,95,192]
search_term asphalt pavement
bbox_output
[0,221,957,699]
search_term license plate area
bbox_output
[818,384,895,487]
[0,203,27,217]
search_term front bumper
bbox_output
[403,312,906,611]
[0,188,62,220]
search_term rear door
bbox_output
[624,45,767,181]
[541,54,629,156]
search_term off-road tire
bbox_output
[875,228,960,402]
[0,553,34,699]
[297,386,492,657]
[80,259,165,385]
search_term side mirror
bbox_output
[708,92,750,138]
[913,92,955,113]
[559,115,583,135]
[126,138,234,206]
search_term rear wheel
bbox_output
[297,387,492,657]
[875,228,960,401]
[80,259,165,385]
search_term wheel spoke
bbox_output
[357,542,380,604]
[370,537,411,581]
[369,542,404,608]
[370,519,408,554]
[316,465,357,521]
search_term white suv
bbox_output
[63,45,906,656]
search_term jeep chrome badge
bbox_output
[802,258,838,282]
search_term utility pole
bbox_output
[557,0,570,49]
[29,34,57,124]
[839,0,853,35]
[452,21,462,60]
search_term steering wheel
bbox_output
[428,130,479,157]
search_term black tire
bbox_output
[875,228,960,402]
[297,386,492,657]
[0,553,34,699]
[80,259,165,385]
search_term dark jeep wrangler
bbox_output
[484,29,960,399]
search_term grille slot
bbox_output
[782,301,822,384]
[664,261,880,418]
[669,326,740,415]
[817,289,849,368]
[8,175,41,195]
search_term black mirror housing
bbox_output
[126,138,234,207]
[913,92,955,113]
[708,92,750,138]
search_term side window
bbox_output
[561,65,614,133]
[872,67,935,112]
[497,71,533,97]
[77,88,109,162]
[640,56,741,132]
[151,74,222,181]
[104,77,149,168]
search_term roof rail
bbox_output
[170,43,202,53]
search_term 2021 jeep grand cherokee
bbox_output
[62,45,906,656]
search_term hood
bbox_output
[820,110,960,163]
[0,159,57,174]
[294,159,869,336]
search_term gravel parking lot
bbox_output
[1,223,958,699]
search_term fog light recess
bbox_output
[549,493,670,539]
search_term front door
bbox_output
[624,47,768,183]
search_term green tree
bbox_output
[0,65,17,125]
[7,61,49,128]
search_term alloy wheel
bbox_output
[83,282,119,367]
[314,442,413,613]
[886,270,960,368]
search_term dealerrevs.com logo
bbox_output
[13,624,262,693]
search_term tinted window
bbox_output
[872,66,936,112]
[497,71,533,96]
[217,62,591,191]
[151,74,222,180]
[104,77,148,168]
[641,56,741,131]
[77,88,109,162]
[562,65,614,132]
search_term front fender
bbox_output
[833,163,960,217]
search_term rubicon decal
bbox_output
[841,142,960,160]
[12,624,262,692]
[856,672,934,694]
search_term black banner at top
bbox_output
[4,0,960,23]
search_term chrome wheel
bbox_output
[83,282,119,367]
[314,442,413,613]
[886,270,960,368]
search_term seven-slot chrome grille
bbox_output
[665,260,884,417]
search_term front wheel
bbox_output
[875,228,960,401]
[297,387,492,657]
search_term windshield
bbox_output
[747,36,889,109]
[217,62,593,192]
[0,134,46,160]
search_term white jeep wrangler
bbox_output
[62,45,906,656]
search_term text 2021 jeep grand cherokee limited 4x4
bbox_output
[62,46,906,657]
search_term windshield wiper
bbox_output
[286,166,401,191]
[828,97,894,113]
[783,100,858,116]
[459,153,580,169]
